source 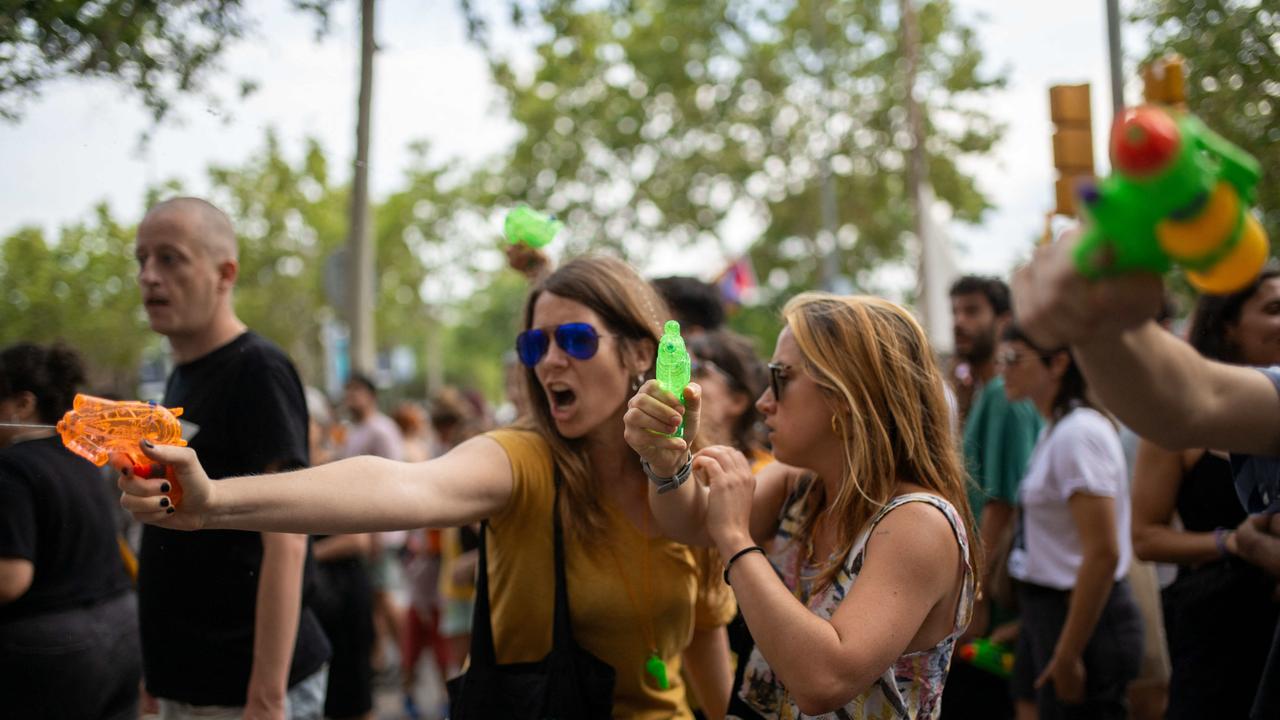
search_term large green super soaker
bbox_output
[1074,105,1269,295]
[503,206,563,248]
[655,320,691,438]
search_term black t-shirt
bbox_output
[0,435,131,624]
[138,331,330,706]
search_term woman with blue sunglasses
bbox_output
[625,293,979,719]
[118,256,736,720]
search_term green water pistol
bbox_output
[957,637,1015,679]
[503,206,563,248]
[1073,105,1268,295]
[655,320,691,438]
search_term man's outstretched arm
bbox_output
[1013,233,1280,456]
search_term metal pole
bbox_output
[1105,0,1125,117]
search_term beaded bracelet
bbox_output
[1214,527,1233,557]
[723,545,767,585]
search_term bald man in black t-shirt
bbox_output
[133,198,330,719]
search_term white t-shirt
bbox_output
[1008,407,1132,590]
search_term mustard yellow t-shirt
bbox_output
[748,447,775,475]
[485,429,736,720]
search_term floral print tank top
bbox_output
[727,491,975,719]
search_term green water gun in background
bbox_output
[1073,105,1269,295]
[503,206,563,248]
[655,320,691,438]
[957,638,1015,678]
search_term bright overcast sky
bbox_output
[0,0,1147,279]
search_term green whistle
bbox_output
[645,652,670,690]
[504,206,563,248]
[655,320,691,438]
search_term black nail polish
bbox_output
[160,498,170,508]
[123,466,132,477]
[166,507,175,514]
[160,482,170,493]
[141,439,154,448]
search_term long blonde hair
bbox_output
[517,256,668,545]
[783,293,981,591]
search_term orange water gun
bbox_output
[56,394,188,506]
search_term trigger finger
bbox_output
[133,461,170,480]
[107,452,134,473]
[637,391,680,417]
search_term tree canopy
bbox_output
[0,133,517,399]
[1135,0,1279,242]
[466,0,1005,298]
[2,0,1023,399]
[0,0,335,123]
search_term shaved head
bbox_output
[135,196,248,359]
[141,197,238,263]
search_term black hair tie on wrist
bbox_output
[723,545,767,585]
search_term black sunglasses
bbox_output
[767,362,792,401]
[516,322,613,367]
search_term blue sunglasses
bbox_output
[516,322,612,367]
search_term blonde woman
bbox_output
[625,293,978,719]
[118,256,735,720]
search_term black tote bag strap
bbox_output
[466,469,571,668]
[467,514,499,666]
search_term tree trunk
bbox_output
[348,0,377,375]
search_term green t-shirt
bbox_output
[962,375,1044,523]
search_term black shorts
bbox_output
[1013,579,1143,720]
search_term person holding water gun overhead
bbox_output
[1012,57,1280,716]
[119,254,736,720]
[503,205,560,283]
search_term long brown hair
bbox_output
[517,256,668,545]
[783,293,981,591]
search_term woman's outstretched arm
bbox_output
[118,435,515,534]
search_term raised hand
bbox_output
[624,380,701,477]
[1012,225,1165,349]
[504,243,551,282]
[694,445,756,554]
